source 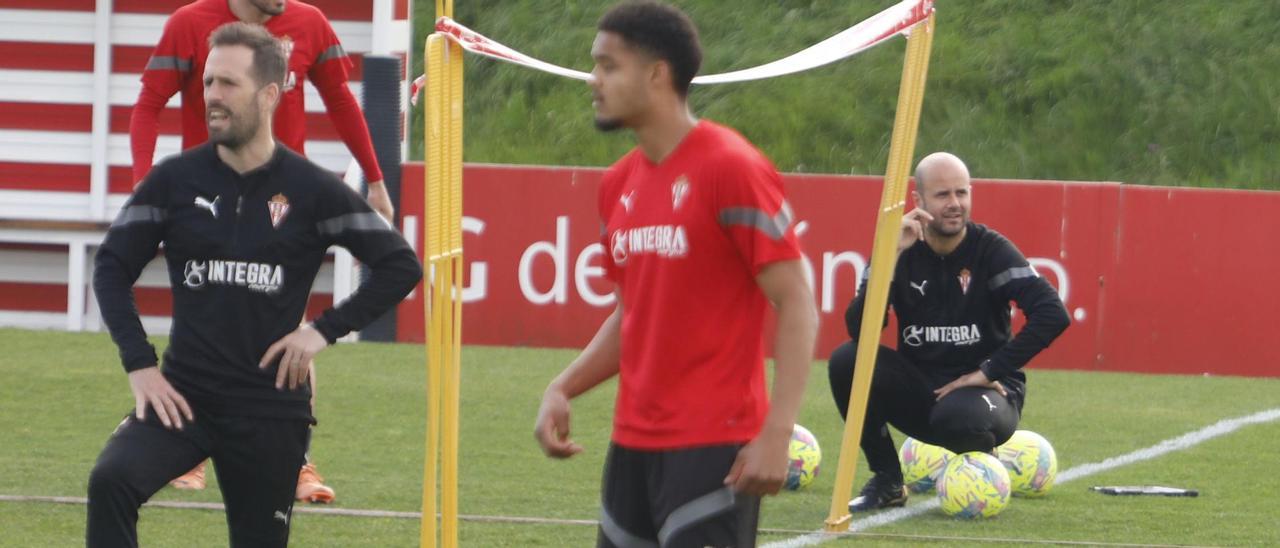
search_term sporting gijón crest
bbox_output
[268,193,290,229]
[671,176,690,210]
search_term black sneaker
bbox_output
[848,474,908,513]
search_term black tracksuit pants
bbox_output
[827,342,1021,482]
[86,408,309,548]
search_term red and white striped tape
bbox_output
[412,0,933,103]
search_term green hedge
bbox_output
[408,1,1280,189]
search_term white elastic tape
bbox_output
[428,0,933,85]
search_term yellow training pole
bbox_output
[420,33,447,548]
[440,36,464,548]
[825,13,935,533]
[434,105,457,548]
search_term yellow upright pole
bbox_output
[420,33,448,548]
[824,13,935,533]
[433,59,458,548]
[421,0,463,543]
[440,33,464,548]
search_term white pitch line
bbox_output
[0,494,600,524]
[0,494,1207,547]
[761,406,1280,548]
[2,408,1275,545]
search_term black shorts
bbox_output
[598,443,760,548]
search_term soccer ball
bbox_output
[899,437,955,493]
[996,430,1058,497]
[937,452,1012,518]
[785,424,821,490]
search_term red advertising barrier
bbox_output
[1099,186,1279,376]
[396,163,1280,378]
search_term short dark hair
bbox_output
[598,1,702,97]
[208,22,287,88]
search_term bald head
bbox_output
[912,152,972,239]
[914,152,970,194]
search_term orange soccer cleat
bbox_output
[170,461,207,490]
[295,462,336,503]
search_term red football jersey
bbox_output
[131,0,382,182]
[598,120,803,450]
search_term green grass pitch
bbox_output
[1,328,1277,546]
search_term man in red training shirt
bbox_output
[533,2,820,546]
[129,0,393,503]
[130,0,392,221]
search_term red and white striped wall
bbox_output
[0,0,410,332]
[0,0,410,219]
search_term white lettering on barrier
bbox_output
[462,217,488,302]
[518,216,617,307]
[574,243,612,307]
[402,214,1077,320]
[821,251,866,314]
[518,216,569,305]
[401,215,488,303]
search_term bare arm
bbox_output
[725,259,819,495]
[534,297,623,458]
[757,259,819,441]
[548,300,623,399]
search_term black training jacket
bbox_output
[94,143,422,420]
[844,222,1069,396]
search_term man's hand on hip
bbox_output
[933,369,1007,401]
[127,366,194,430]
[260,324,328,390]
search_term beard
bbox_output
[594,115,624,132]
[206,99,261,150]
[928,211,969,237]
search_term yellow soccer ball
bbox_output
[899,437,955,493]
[937,452,1012,518]
[785,424,822,490]
[996,430,1058,497]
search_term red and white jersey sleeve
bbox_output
[306,13,354,85]
[139,13,196,100]
[712,145,802,273]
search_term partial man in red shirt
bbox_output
[532,2,820,546]
[128,0,393,504]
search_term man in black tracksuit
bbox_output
[829,152,1070,512]
[86,23,421,547]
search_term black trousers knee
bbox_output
[86,409,310,548]
[827,341,1020,481]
